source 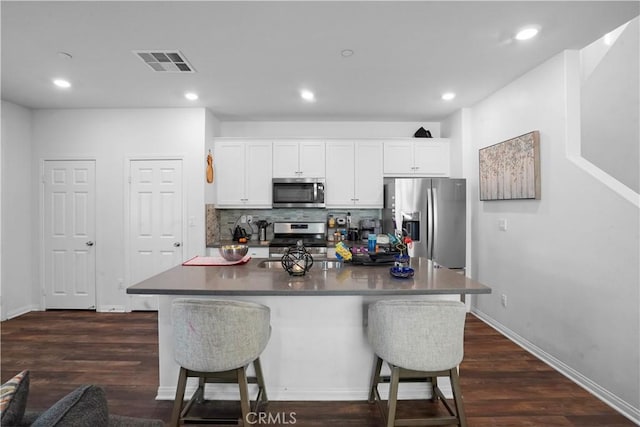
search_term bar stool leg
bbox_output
[253,357,268,404]
[170,367,188,427]
[237,367,251,426]
[430,376,439,402]
[386,365,401,427]
[450,367,467,427]
[368,355,383,403]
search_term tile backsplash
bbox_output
[206,205,381,244]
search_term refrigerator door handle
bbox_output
[430,186,438,262]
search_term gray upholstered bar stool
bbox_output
[170,299,270,427]
[367,300,467,427]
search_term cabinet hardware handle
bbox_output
[86,241,94,246]
[174,242,181,247]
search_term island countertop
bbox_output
[127,256,491,296]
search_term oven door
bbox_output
[272,178,325,208]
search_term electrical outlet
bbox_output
[501,294,508,308]
[240,215,247,223]
[499,219,508,231]
[247,215,253,223]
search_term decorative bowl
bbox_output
[219,244,249,261]
[389,266,415,279]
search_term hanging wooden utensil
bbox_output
[206,150,214,183]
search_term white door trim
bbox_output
[123,155,186,312]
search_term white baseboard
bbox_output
[472,309,640,425]
[2,304,41,320]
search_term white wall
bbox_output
[220,121,440,138]
[580,17,639,193]
[1,101,38,319]
[462,50,639,420]
[31,108,207,311]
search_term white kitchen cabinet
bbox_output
[273,140,326,178]
[214,139,272,208]
[326,140,383,208]
[383,139,450,176]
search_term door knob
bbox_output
[86,241,94,246]
[174,242,181,247]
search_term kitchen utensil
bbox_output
[256,220,272,242]
[219,244,249,261]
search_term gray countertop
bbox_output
[127,257,491,296]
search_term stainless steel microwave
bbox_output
[272,178,325,208]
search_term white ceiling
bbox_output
[2,1,638,121]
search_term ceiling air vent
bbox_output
[134,50,195,73]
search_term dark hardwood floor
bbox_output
[1,310,634,426]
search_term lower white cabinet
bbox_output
[215,139,272,208]
[383,139,450,176]
[326,140,383,208]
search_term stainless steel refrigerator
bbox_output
[383,178,466,269]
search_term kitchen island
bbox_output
[128,257,491,401]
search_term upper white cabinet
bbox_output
[273,140,326,178]
[214,139,272,208]
[326,140,383,208]
[383,139,450,176]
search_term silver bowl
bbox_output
[219,244,249,261]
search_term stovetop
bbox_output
[269,221,328,248]
[269,236,328,248]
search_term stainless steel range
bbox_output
[269,222,327,257]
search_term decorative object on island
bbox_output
[281,240,314,276]
[389,265,415,279]
[219,244,249,261]
[479,130,540,201]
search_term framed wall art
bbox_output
[479,130,540,201]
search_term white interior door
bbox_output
[43,160,96,309]
[128,159,183,311]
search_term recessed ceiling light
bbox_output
[341,49,354,58]
[53,79,71,88]
[184,92,199,101]
[515,26,539,41]
[441,92,456,101]
[300,90,315,102]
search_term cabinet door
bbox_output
[245,141,273,207]
[273,141,300,178]
[215,141,247,206]
[298,140,326,177]
[354,141,383,207]
[413,140,450,176]
[325,141,355,207]
[383,140,414,175]
[248,247,270,258]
